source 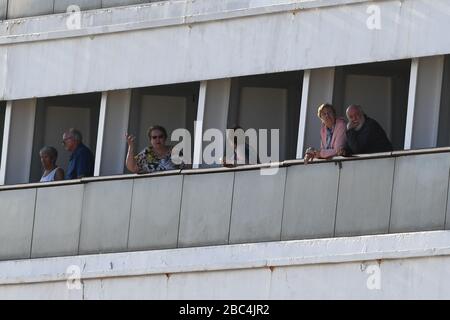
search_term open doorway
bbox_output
[227,71,303,161]
[334,59,411,150]
[127,82,200,158]
[30,93,101,182]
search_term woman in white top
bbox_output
[40,146,65,182]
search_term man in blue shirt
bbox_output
[62,128,95,179]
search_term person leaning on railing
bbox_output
[304,103,347,164]
[337,105,393,156]
[125,125,177,174]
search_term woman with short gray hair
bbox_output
[39,146,65,182]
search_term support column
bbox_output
[202,79,231,168]
[192,81,207,169]
[203,79,231,139]
[296,68,335,159]
[0,99,37,185]
[405,56,445,150]
[192,79,232,168]
[94,90,131,176]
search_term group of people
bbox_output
[304,104,393,164]
[39,129,95,182]
[39,126,177,182]
[38,105,392,182]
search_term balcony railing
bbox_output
[0,147,449,261]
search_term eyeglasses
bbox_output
[320,111,334,118]
[61,136,73,145]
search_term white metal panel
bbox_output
[0,189,36,260]
[404,58,419,150]
[202,78,231,167]
[178,172,234,247]
[95,90,131,176]
[335,158,395,237]
[1,100,36,185]
[31,185,84,258]
[193,81,207,169]
[79,180,133,254]
[282,163,339,240]
[296,70,310,159]
[229,168,286,244]
[128,175,183,251]
[410,56,445,149]
[0,101,11,185]
[390,153,450,233]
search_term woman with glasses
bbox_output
[304,103,347,164]
[125,125,176,174]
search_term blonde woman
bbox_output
[304,103,347,164]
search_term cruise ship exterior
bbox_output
[0,0,450,300]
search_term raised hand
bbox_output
[337,148,346,157]
[125,133,136,148]
[304,147,316,164]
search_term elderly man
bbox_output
[339,105,393,156]
[62,128,95,179]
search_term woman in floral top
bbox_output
[125,125,177,174]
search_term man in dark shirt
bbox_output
[339,105,393,156]
[62,128,95,179]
